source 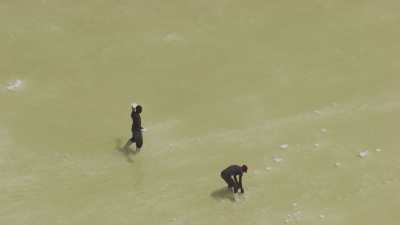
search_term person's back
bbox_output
[220,164,247,193]
[221,165,243,177]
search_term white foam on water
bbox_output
[313,110,322,115]
[155,94,398,156]
[272,156,283,163]
[285,210,303,223]
[359,150,369,158]
[163,32,184,42]
[4,79,25,91]
[280,144,289,149]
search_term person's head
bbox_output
[241,164,248,173]
[136,105,143,113]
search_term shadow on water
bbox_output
[210,187,235,202]
[115,138,139,163]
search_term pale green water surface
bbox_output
[1,0,400,225]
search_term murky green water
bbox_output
[1,0,400,224]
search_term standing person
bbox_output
[124,103,144,151]
[220,164,248,193]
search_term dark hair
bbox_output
[242,164,248,173]
[136,105,143,113]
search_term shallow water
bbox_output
[1,1,400,225]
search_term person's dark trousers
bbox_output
[221,173,237,192]
[130,131,143,148]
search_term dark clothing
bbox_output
[131,111,142,132]
[220,165,244,193]
[221,165,244,177]
[130,131,143,148]
[221,173,236,189]
[130,111,143,148]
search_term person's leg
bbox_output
[123,140,132,149]
[124,135,136,149]
[221,174,235,191]
[136,132,143,150]
[232,181,239,193]
[135,132,143,151]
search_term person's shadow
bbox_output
[210,187,235,202]
[115,138,139,163]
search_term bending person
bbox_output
[220,164,248,193]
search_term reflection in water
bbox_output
[115,138,139,163]
[210,187,235,202]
